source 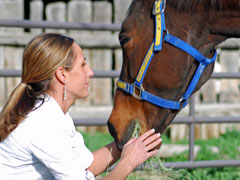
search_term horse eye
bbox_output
[119,36,131,47]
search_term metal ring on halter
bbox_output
[132,83,144,100]
[152,0,166,15]
[161,0,166,13]
[178,97,188,108]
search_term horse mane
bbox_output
[128,0,240,14]
[167,0,240,11]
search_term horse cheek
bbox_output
[108,90,146,148]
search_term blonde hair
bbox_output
[0,33,75,142]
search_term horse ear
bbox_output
[55,66,66,84]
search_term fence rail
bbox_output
[2,69,240,79]
[0,19,121,31]
[0,19,240,170]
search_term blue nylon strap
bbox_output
[154,0,166,51]
[164,33,217,64]
[163,32,217,106]
[141,90,180,110]
[182,63,206,102]
[135,42,155,87]
[182,50,217,102]
[117,80,181,110]
[117,80,133,94]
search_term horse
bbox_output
[107,0,240,150]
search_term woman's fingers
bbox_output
[146,149,159,158]
[143,133,161,146]
[124,137,137,146]
[138,129,156,142]
[146,137,162,151]
[135,129,162,154]
[137,129,162,148]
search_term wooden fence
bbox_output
[0,0,239,141]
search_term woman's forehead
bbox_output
[73,42,84,59]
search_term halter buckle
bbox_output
[152,0,166,15]
[132,84,144,100]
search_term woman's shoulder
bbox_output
[18,97,64,134]
[27,96,65,122]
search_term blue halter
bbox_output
[117,0,217,110]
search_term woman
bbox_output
[0,33,162,180]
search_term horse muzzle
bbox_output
[107,120,136,150]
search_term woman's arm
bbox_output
[87,141,121,176]
[88,129,162,179]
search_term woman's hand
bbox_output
[120,129,162,171]
[101,129,162,180]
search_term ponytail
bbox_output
[0,80,51,142]
[0,83,29,141]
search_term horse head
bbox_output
[108,0,240,150]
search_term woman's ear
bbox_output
[55,66,66,84]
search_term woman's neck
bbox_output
[46,91,74,114]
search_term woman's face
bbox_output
[65,43,94,100]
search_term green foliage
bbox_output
[81,131,114,152]
[195,129,240,160]
[187,167,240,180]
[79,129,240,179]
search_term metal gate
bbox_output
[0,19,240,169]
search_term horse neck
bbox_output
[165,5,232,57]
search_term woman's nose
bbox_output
[87,65,94,77]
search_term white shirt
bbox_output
[0,95,95,180]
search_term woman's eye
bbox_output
[119,36,131,47]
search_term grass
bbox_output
[164,129,240,162]
[79,128,240,179]
[81,130,114,152]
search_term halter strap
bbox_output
[116,0,217,110]
[153,0,166,51]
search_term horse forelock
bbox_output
[167,0,240,11]
[127,0,240,13]
[127,0,154,16]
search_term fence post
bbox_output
[219,49,240,103]
[0,0,24,33]
[91,1,112,106]
[30,0,43,34]
[87,1,113,133]
[196,60,219,140]
[0,47,4,107]
[219,49,240,133]
[113,0,132,87]
[46,2,66,33]
[68,0,92,37]
[67,0,93,132]
[68,0,92,107]
[0,0,24,107]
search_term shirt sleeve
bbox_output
[27,120,94,180]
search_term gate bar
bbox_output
[0,19,121,31]
[140,160,240,169]
[1,69,240,79]
[72,116,240,126]
[0,69,120,78]
[107,159,240,171]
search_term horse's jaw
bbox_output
[108,119,136,150]
[108,99,180,150]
